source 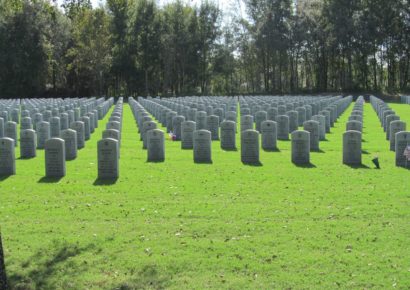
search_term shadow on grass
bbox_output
[0,175,13,181]
[344,163,370,169]
[113,264,169,290]
[146,159,165,163]
[93,177,118,186]
[293,162,316,168]
[263,148,280,152]
[38,176,63,183]
[222,148,238,152]
[242,161,263,166]
[17,156,36,160]
[194,160,213,164]
[312,149,325,153]
[362,150,370,155]
[8,241,99,290]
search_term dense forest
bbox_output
[0,0,409,97]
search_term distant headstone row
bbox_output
[400,95,410,104]
[370,96,409,168]
[343,96,364,165]
[132,95,353,166]
[97,98,123,179]
[0,97,114,176]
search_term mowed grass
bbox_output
[1,101,409,289]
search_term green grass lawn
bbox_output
[1,101,409,289]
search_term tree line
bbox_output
[0,0,408,98]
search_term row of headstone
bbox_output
[98,98,123,179]
[370,96,409,168]
[400,95,410,104]
[0,97,115,177]
[135,96,356,165]
[343,96,364,165]
[129,98,165,163]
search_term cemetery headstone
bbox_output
[261,121,277,151]
[61,129,77,160]
[193,130,212,163]
[0,138,15,175]
[343,130,362,165]
[98,138,119,179]
[20,129,36,158]
[241,129,260,164]
[291,130,310,164]
[220,121,236,150]
[181,121,196,149]
[147,129,165,162]
[45,138,66,177]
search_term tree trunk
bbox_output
[0,231,8,290]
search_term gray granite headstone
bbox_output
[278,105,286,115]
[276,115,289,140]
[0,118,3,137]
[195,111,207,131]
[181,121,196,149]
[61,129,77,160]
[98,138,119,179]
[225,111,236,123]
[106,121,121,132]
[255,111,267,132]
[386,115,399,140]
[267,108,278,122]
[296,107,306,126]
[312,115,326,140]
[303,120,319,151]
[207,115,219,140]
[172,115,185,141]
[33,113,43,130]
[142,121,157,149]
[166,111,176,133]
[346,120,362,132]
[261,120,277,151]
[147,129,165,162]
[21,117,32,130]
[343,130,362,165]
[50,117,61,138]
[11,109,19,123]
[5,121,17,147]
[291,130,310,164]
[81,116,91,141]
[241,129,259,164]
[0,137,15,175]
[395,131,410,168]
[188,108,197,122]
[60,113,69,130]
[0,111,8,122]
[20,129,36,158]
[287,110,299,133]
[193,130,212,163]
[320,110,331,133]
[70,121,85,149]
[37,121,50,149]
[389,121,406,151]
[220,120,236,150]
[240,115,253,132]
[45,138,66,177]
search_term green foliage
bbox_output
[0,0,409,96]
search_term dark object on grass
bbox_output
[372,157,380,169]
[0,230,8,290]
